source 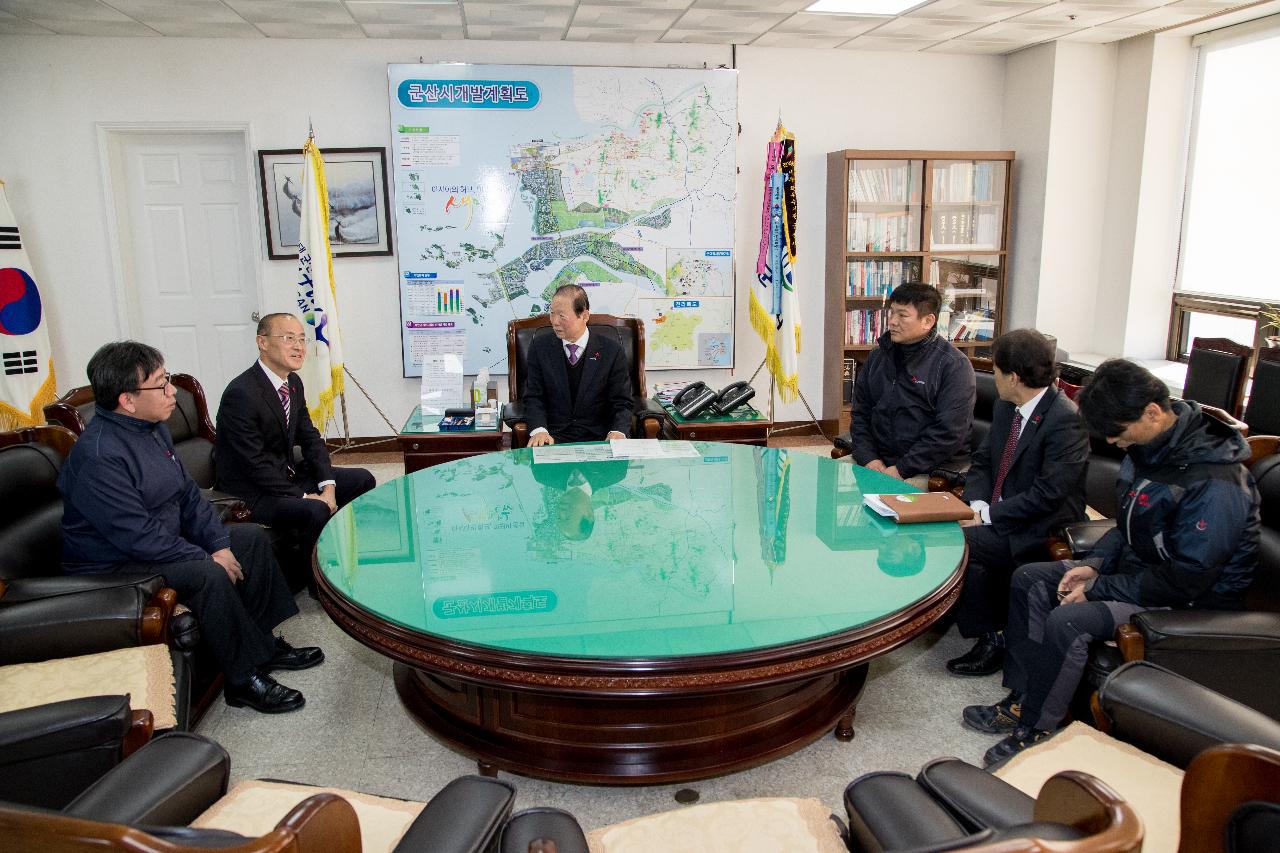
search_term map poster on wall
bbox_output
[387,63,738,376]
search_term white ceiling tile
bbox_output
[960,18,1083,38]
[221,0,356,25]
[254,20,366,37]
[462,2,573,26]
[362,22,468,37]
[1057,21,1151,38]
[0,0,130,22]
[148,21,268,37]
[1105,4,1221,26]
[0,8,54,33]
[1165,0,1247,11]
[465,24,567,39]
[925,37,1024,50]
[842,34,940,48]
[674,8,790,33]
[751,30,857,45]
[103,0,246,24]
[567,0,691,8]
[345,2,464,25]
[565,25,666,41]
[571,4,683,28]
[1008,1,1143,25]
[770,11,885,35]
[661,27,764,40]
[43,19,162,34]
[689,0,816,10]
[1070,0,1164,6]
[905,0,1050,22]
[869,16,987,37]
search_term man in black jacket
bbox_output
[847,283,975,487]
[215,314,375,575]
[964,359,1260,765]
[524,284,633,447]
[946,329,1090,676]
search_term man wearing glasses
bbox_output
[214,314,375,587]
[60,341,319,714]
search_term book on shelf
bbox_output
[848,259,920,297]
[842,358,855,404]
[931,162,998,204]
[948,310,995,342]
[847,211,916,253]
[849,164,920,205]
[845,308,888,346]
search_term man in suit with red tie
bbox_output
[524,284,634,447]
[945,329,1090,676]
[215,314,375,582]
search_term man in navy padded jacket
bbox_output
[963,358,1260,765]
[59,341,322,714]
[847,282,975,488]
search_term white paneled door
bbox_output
[113,131,260,408]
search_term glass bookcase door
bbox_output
[929,160,1006,252]
[847,159,923,252]
[930,254,1000,344]
[846,257,923,297]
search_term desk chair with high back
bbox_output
[503,313,668,449]
[1244,346,1280,437]
[44,374,249,523]
[1183,337,1252,418]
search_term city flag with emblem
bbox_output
[0,181,57,429]
[752,122,800,403]
[295,136,346,431]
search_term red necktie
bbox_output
[991,410,1022,503]
[278,384,291,428]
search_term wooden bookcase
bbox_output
[824,149,1014,417]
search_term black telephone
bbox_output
[711,381,756,414]
[672,381,718,419]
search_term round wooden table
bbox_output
[316,442,965,784]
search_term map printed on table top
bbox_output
[388,64,738,375]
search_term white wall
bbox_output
[0,35,1005,434]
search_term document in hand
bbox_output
[863,492,973,524]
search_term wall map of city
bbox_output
[387,63,738,376]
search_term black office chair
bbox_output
[1183,337,1252,418]
[1244,346,1280,437]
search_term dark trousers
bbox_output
[118,524,297,684]
[1002,561,1148,731]
[251,466,376,571]
[953,523,1021,638]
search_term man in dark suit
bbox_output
[524,284,634,447]
[946,328,1089,676]
[215,314,376,576]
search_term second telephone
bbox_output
[672,381,718,419]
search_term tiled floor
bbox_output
[198,439,1004,830]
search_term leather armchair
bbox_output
[43,374,250,523]
[1183,337,1252,418]
[503,314,669,449]
[0,730,517,853]
[1243,347,1280,437]
[0,696,153,811]
[501,808,589,853]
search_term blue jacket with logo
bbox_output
[848,330,976,478]
[1088,400,1260,609]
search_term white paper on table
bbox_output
[608,439,700,459]
[531,444,617,465]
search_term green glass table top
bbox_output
[402,405,502,434]
[317,442,965,659]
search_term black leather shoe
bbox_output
[983,726,1055,767]
[267,637,324,672]
[962,691,1023,734]
[946,635,1005,676]
[225,673,305,714]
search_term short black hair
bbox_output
[87,341,165,411]
[887,282,941,320]
[1077,358,1171,437]
[256,312,299,337]
[993,329,1057,389]
[552,284,589,315]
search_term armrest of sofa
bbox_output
[503,402,530,449]
[63,731,230,827]
[0,695,135,810]
[500,808,589,853]
[633,397,670,440]
[0,572,164,605]
[394,775,516,853]
[1058,520,1116,558]
[916,757,1035,833]
[929,468,967,497]
[831,434,853,460]
[0,585,155,665]
[203,488,251,524]
[1094,660,1280,768]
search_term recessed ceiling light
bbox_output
[806,0,922,15]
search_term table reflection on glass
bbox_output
[315,442,966,784]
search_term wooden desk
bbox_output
[398,408,505,473]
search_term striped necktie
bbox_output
[990,410,1022,503]
[278,383,291,428]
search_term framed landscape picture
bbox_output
[258,147,392,259]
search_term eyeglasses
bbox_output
[133,373,172,393]
[262,334,307,346]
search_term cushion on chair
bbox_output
[192,779,426,853]
[0,644,177,730]
[585,797,845,853]
[994,721,1183,853]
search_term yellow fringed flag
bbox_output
[751,122,800,403]
[0,181,57,429]
[295,138,345,431]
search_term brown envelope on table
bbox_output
[863,492,973,524]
